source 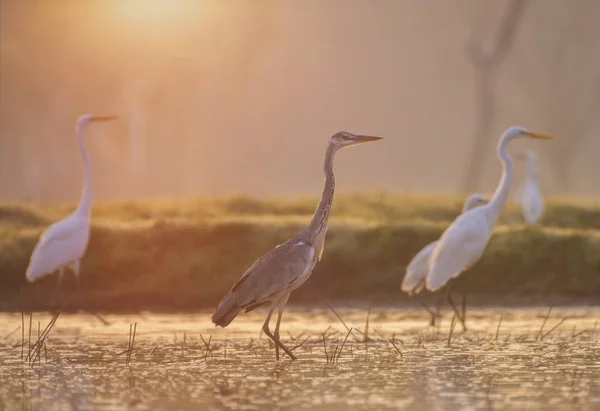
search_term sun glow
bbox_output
[113,0,202,26]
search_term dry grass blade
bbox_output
[4,325,20,340]
[541,317,569,341]
[28,295,72,364]
[386,338,403,358]
[536,306,552,341]
[199,333,210,349]
[290,334,311,352]
[324,301,351,330]
[324,301,362,342]
[126,324,133,366]
[127,322,138,366]
[150,344,159,356]
[335,328,353,362]
[131,323,138,360]
[29,311,61,367]
[81,307,110,326]
[27,313,32,362]
[447,313,457,347]
[495,314,503,341]
[292,331,305,342]
[37,321,40,366]
[21,309,24,361]
[204,335,212,360]
[363,304,372,343]
[373,327,386,342]
[322,332,329,362]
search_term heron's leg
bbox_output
[262,303,297,361]
[274,294,290,361]
[445,283,467,332]
[414,294,436,326]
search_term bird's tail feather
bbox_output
[211,292,241,327]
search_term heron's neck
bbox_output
[482,134,514,226]
[306,143,337,242]
[75,124,93,218]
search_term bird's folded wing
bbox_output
[232,241,316,308]
[428,213,490,289]
[402,241,437,292]
[513,180,526,204]
[34,217,86,252]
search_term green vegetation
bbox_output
[1,193,600,311]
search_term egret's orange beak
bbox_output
[91,116,118,122]
[522,131,554,140]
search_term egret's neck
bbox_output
[306,143,337,242]
[483,135,514,226]
[76,124,93,218]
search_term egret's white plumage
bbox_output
[401,194,487,295]
[514,150,545,225]
[426,126,554,293]
[26,114,117,284]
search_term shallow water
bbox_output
[1,307,599,410]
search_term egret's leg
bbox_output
[434,292,443,323]
[262,303,296,361]
[445,284,467,332]
[461,293,467,327]
[53,266,66,306]
[74,259,81,294]
[415,294,436,326]
[274,294,290,360]
[72,259,108,326]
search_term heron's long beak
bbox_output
[354,135,384,143]
[522,131,554,140]
[91,115,118,122]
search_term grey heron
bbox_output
[211,131,383,360]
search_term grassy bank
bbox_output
[1,193,600,311]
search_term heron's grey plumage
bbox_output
[211,131,382,360]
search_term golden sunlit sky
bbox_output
[1,0,599,202]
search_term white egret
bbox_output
[26,114,117,295]
[401,193,488,325]
[426,126,554,329]
[212,131,383,361]
[514,150,545,225]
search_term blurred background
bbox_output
[1,0,600,310]
[2,0,599,202]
